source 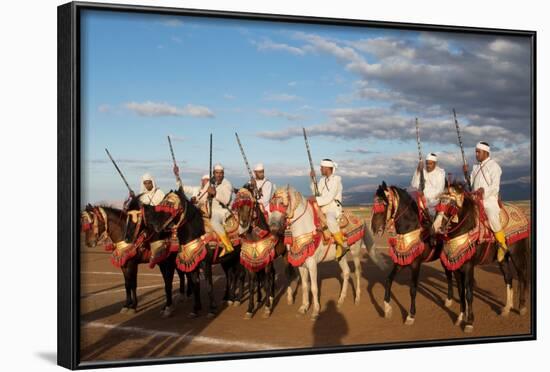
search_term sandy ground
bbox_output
[79,202,532,363]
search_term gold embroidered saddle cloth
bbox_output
[201,211,241,248]
[308,199,365,245]
[240,234,278,272]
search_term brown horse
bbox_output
[370,182,454,325]
[232,186,292,319]
[432,183,529,332]
[81,204,190,315]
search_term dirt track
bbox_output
[79,204,532,363]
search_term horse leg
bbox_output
[297,266,310,315]
[128,259,139,313]
[284,257,295,305]
[444,267,454,308]
[159,261,176,318]
[308,258,320,320]
[463,262,475,333]
[256,272,263,305]
[383,263,401,319]
[352,243,362,304]
[405,259,421,325]
[204,261,216,317]
[263,263,275,317]
[235,267,245,306]
[222,263,231,303]
[510,242,528,315]
[188,269,202,318]
[454,270,466,327]
[337,256,351,307]
[245,271,255,319]
[120,266,132,313]
[174,268,186,305]
[497,254,514,317]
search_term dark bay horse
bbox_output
[232,187,291,319]
[370,182,454,325]
[432,183,529,332]
[127,189,243,318]
[81,204,189,315]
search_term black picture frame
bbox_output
[58,1,537,369]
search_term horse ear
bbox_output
[382,181,388,190]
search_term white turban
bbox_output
[254,163,264,171]
[213,164,224,171]
[320,159,337,168]
[476,142,491,153]
[201,174,210,180]
[426,153,438,162]
[140,173,156,193]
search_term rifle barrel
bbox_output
[105,148,133,193]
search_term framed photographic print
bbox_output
[58,1,536,369]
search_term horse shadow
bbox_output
[312,300,349,347]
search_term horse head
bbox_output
[432,182,468,235]
[81,204,98,247]
[232,187,255,233]
[371,181,392,236]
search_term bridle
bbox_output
[434,189,471,237]
[269,187,308,228]
[371,187,410,234]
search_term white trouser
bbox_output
[483,198,502,232]
[323,204,342,234]
[211,207,230,236]
[426,197,439,219]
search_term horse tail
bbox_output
[363,223,387,271]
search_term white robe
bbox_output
[139,174,165,206]
[255,178,274,213]
[210,178,234,235]
[311,174,343,233]
[411,166,446,216]
[470,157,502,231]
[178,181,209,207]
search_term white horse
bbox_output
[268,186,381,320]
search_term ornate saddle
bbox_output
[202,211,241,249]
[308,199,365,246]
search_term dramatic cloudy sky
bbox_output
[81,10,533,205]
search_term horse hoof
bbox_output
[127,308,136,315]
[262,310,272,319]
[405,315,415,326]
[226,300,234,306]
[244,312,253,320]
[233,301,241,307]
[445,298,453,308]
[207,312,216,319]
[455,313,464,326]
[120,307,129,314]
[187,312,199,319]
[287,297,294,305]
[383,302,393,319]
[464,325,474,333]
[500,308,511,317]
[310,312,319,321]
[354,297,361,306]
[520,307,528,316]
[298,307,308,315]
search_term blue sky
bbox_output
[81,10,532,205]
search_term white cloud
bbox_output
[254,39,306,56]
[259,109,304,121]
[263,93,301,102]
[125,101,215,118]
[160,19,183,28]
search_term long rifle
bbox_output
[452,108,471,191]
[302,127,320,196]
[105,148,134,194]
[235,133,260,199]
[167,136,182,185]
[415,118,426,192]
[208,133,214,218]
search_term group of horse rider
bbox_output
[129,140,507,263]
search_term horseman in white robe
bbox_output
[138,173,165,206]
[173,168,210,209]
[463,141,507,262]
[411,152,446,218]
[173,165,234,256]
[309,159,347,260]
[250,163,274,215]
[206,164,234,256]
